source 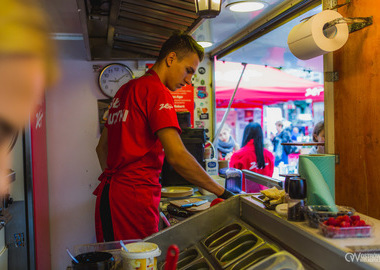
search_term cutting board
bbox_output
[169,198,211,212]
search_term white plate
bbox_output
[161,186,193,198]
[275,203,288,217]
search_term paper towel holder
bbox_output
[327,0,373,33]
[300,0,373,33]
[301,14,373,34]
[325,16,373,34]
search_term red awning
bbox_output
[215,61,324,108]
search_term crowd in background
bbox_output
[214,120,325,192]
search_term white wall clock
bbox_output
[98,63,134,98]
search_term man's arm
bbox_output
[157,127,227,197]
[96,127,108,171]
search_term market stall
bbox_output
[214,61,324,109]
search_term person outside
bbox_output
[291,127,300,141]
[230,122,274,193]
[215,123,239,161]
[309,121,325,154]
[271,120,292,166]
[0,0,58,195]
[95,32,234,242]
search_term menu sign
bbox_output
[170,84,194,127]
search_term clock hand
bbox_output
[116,73,128,82]
[107,73,129,83]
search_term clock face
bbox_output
[98,63,134,98]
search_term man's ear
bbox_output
[165,52,177,67]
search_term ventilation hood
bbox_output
[76,0,204,60]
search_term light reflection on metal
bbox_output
[198,41,213,48]
[242,169,284,189]
[226,0,267,12]
[194,20,214,49]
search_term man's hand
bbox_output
[218,189,235,200]
[157,127,225,197]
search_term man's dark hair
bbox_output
[157,31,204,62]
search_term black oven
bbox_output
[160,128,207,187]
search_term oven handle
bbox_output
[0,245,7,257]
[242,169,283,190]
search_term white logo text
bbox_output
[107,109,128,125]
[249,162,269,170]
[159,103,173,110]
[305,87,324,97]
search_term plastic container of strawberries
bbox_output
[319,219,373,238]
[305,205,355,228]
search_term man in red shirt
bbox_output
[95,32,234,242]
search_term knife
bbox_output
[180,200,208,208]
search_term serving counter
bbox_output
[146,195,380,270]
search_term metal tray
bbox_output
[180,257,215,270]
[159,246,203,270]
[212,232,265,269]
[226,244,279,270]
[201,223,247,253]
[244,250,303,270]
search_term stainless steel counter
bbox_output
[146,195,380,270]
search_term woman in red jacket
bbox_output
[230,122,275,193]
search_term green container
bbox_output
[298,154,337,210]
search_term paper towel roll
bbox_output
[287,10,349,60]
[298,154,336,209]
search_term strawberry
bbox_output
[327,217,338,226]
[350,215,360,222]
[326,217,334,224]
[342,215,351,223]
[336,216,347,226]
[357,220,366,226]
[340,221,350,228]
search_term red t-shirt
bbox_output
[94,70,181,241]
[230,139,274,193]
[105,69,180,185]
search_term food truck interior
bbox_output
[1,0,379,269]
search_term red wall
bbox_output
[30,96,51,269]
